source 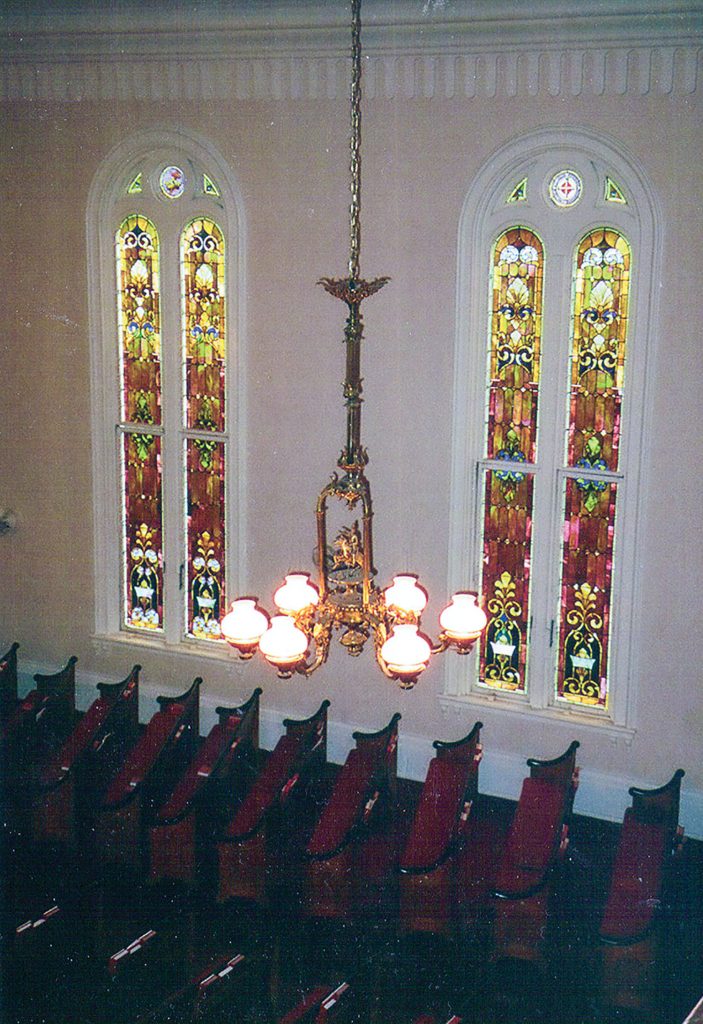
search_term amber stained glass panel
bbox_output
[486,227,543,464]
[123,431,163,631]
[116,216,161,427]
[556,477,617,708]
[186,438,226,640]
[568,229,631,472]
[182,219,226,432]
[479,468,534,694]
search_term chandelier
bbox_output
[221,0,487,688]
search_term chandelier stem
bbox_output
[349,0,362,282]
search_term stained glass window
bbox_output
[116,216,161,426]
[182,218,226,431]
[605,177,627,204]
[567,230,631,473]
[181,218,227,639]
[479,468,533,693]
[556,479,617,708]
[507,178,527,203]
[122,432,163,631]
[486,227,543,463]
[554,227,631,708]
[186,439,226,640]
[479,227,543,694]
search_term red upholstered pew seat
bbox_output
[92,678,201,872]
[304,713,400,920]
[217,700,330,904]
[598,769,685,1014]
[149,688,261,885]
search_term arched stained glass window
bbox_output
[556,228,631,709]
[478,227,544,694]
[116,215,164,631]
[448,130,657,729]
[181,217,227,639]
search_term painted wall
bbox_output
[1,3,701,832]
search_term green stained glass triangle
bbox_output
[127,172,143,195]
[507,177,527,203]
[605,176,627,204]
[203,173,220,197]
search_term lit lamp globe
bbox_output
[259,615,309,675]
[383,574,428,616]
[439,592,487,647]
[380,623,431,688]
[273,573,320,616]
[221,599,269,658]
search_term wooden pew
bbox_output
[399,723,482,934]
[217,699,330,905]
[149,687,262,887]
[92,678,201,875]
[30,665,141,848]
[137,951,248,1023]
[303,713,401,921]
[0,641,19,723]
[278,982,352,1023]
[598,769,685,1014]
[490,740,580,967]
[2,655,77,771]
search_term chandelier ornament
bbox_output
[221,0,487,688]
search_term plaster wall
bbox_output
[1,40,701,829]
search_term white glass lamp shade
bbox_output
[221,599,269,654]
[259,615,309,671]
[273,573,319,616]
[380,624,431,682]
[384,574,428,616]
[439,592,487,643]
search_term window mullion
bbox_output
[529,250,571,709]
[160,227,184,645]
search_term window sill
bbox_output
[439,691,636,744]
[91,630,235,665]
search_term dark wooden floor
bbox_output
[2,776,701,1024]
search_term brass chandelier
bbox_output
[221,0,487,688]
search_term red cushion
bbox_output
[306,747,376,858]
[40,697,113,785]
[156,720,238,822]
[103,703,184,806]
[493,777,567,896]
[226,732,304,839]
[599,808,667,941]
[400,758,471,871]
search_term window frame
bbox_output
[88,128,247,652]
[443,127,661,730]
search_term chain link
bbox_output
[348,0,362,282]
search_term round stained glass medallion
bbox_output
[548,169,582,208]
[159,166,186,199]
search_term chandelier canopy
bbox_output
[221,0,487,688]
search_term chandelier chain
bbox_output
[349,0,362,282]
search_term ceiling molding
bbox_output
[2,1,701,102]
[1,47,700,102]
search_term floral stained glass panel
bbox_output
[182,219,226,432]
[123,431,163,631]
[486,228,543,464]
[568,229,631,473]
[186,438,226,640]
[479,468,534,694]
[116,216,161,427]
[556,477,617,708]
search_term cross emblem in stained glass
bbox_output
[549,170,582,208]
